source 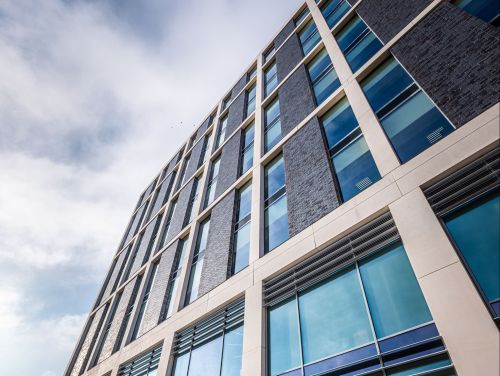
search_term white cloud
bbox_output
[0,0,303,374]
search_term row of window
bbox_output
[87,159,498,375]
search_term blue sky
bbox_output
[0,0,303,374]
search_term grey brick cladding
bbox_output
[166,179,195,244]
[148,172,175,220]
[165,147,183,176]
[275,19,295,48]
[184,138,204,181]
[127,217,158,277]
[226,92,246,136]
[198,190,236,297]
[275,33,303,81]
[215,130,242,199]
[69,304,108,376]
[278,65,316,136]
[232,74,248,99]
[283,117,340,236]
[137,242,178,337]
[391,2,500,127]
[97,278,138,363]
[355,0,432,44]
[195,115,213,142]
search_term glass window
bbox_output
[245,84,256,117]
[205,157,221,208]
[240,123,255,176]
[233,182,252,274]
[177,156,190,191]
[130,262,159,341]
[162,238,189,320]
[299,19,321,56]
[221,94,231,111]
[269,299,302,376]
[158,199,177,249]
[453,0,500,24]
[321,0,351,29]
[247,65,257,82]
[200,133,212,165]
[306,49,340,104]
[264,155,289,252]
[267,243,439,376]
[264,45,276,64]
[299,267,373,363]
[361,57,454,163]
[336,15,383,72]
[215,116,228,149]
[321,98,380,201]
[184,177,200,226]
[172,352,189,376]
[295,7,310,25]
[264,61,278,97]
[264,98,282,152]
[184,218,210,305]
[220,325,244,376]
[444,192,500,317]
[189,335,223,376]
[359,244,432,338]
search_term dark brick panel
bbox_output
[278,65,316,136]
[195,115,212,142]
[392,2,500,127]
[97,278,137,363]
[128,218,157,276]
[275,20,295,48]
[198,191,236,297]
[138,242,178,336]
[356,0,432,43]
[166,179,194,243]
[68,304,107,376]
[215,131,242,199]
[226,92,246,136]
[283,117,340,236]
[185,138,204,180]
[275,33,304,81]
[232,75,248,99]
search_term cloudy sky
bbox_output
[0,0,303,374]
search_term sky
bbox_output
[0,0,303,375]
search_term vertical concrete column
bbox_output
[241,280,266,376]
[306,0,400,176]
[155,335,174,376]
[390,188,500,375]
[250,54,265,262]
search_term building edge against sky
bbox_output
[65,1,500,376]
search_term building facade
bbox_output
[65,1,500,375]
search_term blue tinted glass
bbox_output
[242,148,253,174]
[238,183,252,221]
[265,156,286,198]
[269,298,302,376]
[361,57,413,114]
[185,259,204,304]
[314,69,340,104]
[322,0,351,29]
[188,335,223,376]
[454,0,500,23]
[333,137,380,201]
[265,63,278,96]
[172,352,189,376]
[359,244,432,338]
[298,267,374,363]
[265,119,282,151]
[387,354,453,376]
[234,222,251,274]
[445,193,500,303]
[221,325,244,376]
[300,20,321,55]
[344,31,383,72]
[380,91,454,163]
[265,195,289,252]
[266,99,280,125]
[308,50,332,82]
[243,123,255,148]
[336,16,367,51]
[321,97,359,149]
